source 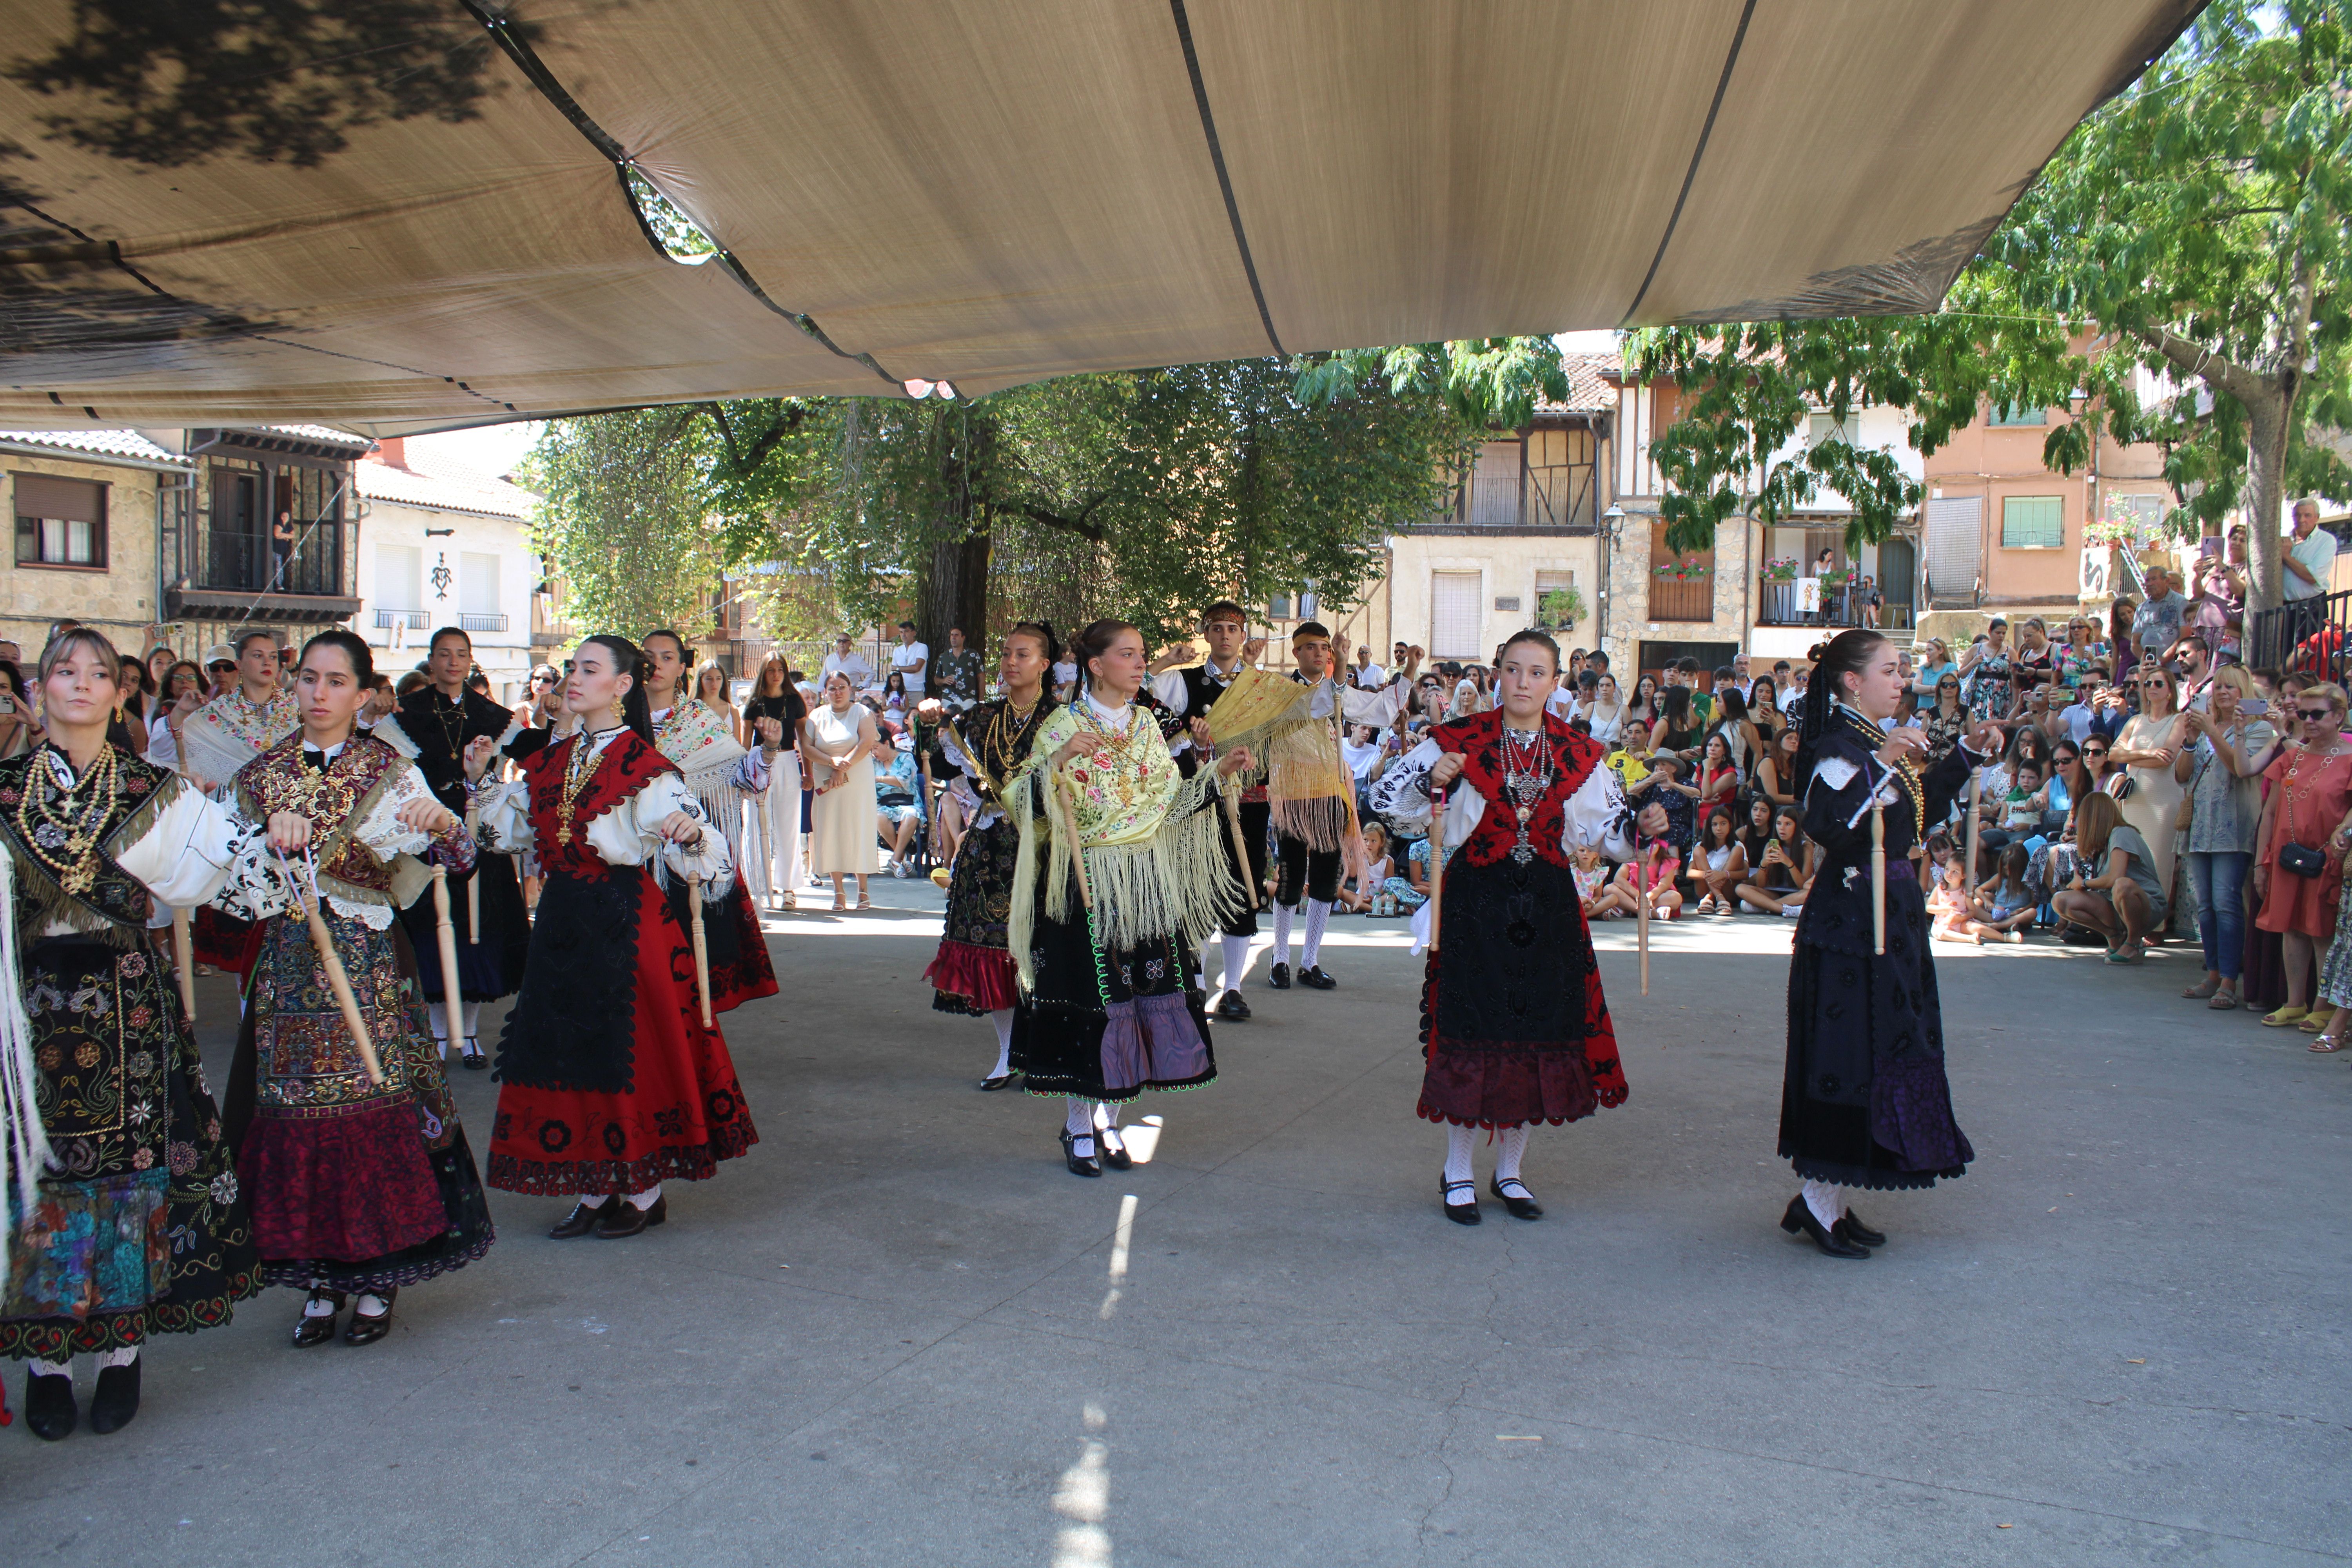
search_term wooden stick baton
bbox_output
[297,890,381,1086]
[1638,841,1651,996]
[430,864,465,1052]
[1871,800,1887,956]
[170,905,196,1025]
[464,802,480,943]
[1424,782,1450,954]
[1966,768,1984,909]
[687,873,714,1028]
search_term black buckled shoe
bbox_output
[1268,962,1292,990]
[1835,1209,1887,1248]
[595,1195,666,1238]
[1298,965,1336,991]
[23,1366,75,1440]
[549,1199,612,1239]
[1097,1126,1133,1170]
[460,1037,488,1071]
[1488,1175,1543,1221]
[344,1290,396,1346]
[1213,990,1251,1022]
[1060,1128,1102,1178]
[88,1357,142,1434]
[293,1290,345,1347]
[1781,1194,1870,1259]
[1441,1176,1481,1225]
[978,1072,1021,1092]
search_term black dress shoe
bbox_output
[549,1199,612,1239]
[978,1072,1020,1092]
[1781,1194,1870,1259]
[1488,1175,1543,1221]
[1097,1127,1133,1170]
[1836,1209,1887,1248]
[87,1357,142,1434]
[1298,965,1336,990]
[1269,962,1292,990]
[23,1367,74,1440]
[1441,1176,1481,1225]
[1213,990,1251,1022]
[344,1289,396,1346]
[292,1290,345,1347]
[1060,1128,1102,1178]
[595,1195,666,1238]
[460,1037,488,1071]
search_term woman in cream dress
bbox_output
[804,671,880,909]
[2112,661,2189,906]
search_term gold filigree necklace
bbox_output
[18,744,121,895]
[557,729,613,847]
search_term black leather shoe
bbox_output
[1836,1209,1887,1248]
[1441,1176,1481,1225]
[1781,1194,1870,1259]
[343,1290,396,1346]
[549,1199,612,1239]
[595,1195,666,1238]
[1298,965,1336,990]
[23,1367,74,1440]
[1213,990,1251,1022]
[1488,1175,1543,1221]
[293,1290,344,1346]
[88,1358,141,1434]
[1097,1127,1133,1170]
[1060,1128,1102,1178]
[978,1072,1020,1092]
[460,1038,488,1071]
[1269,963,1292,990]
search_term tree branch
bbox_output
[1016,498,1107,543]
[2123,324,2272,407]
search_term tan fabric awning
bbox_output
[0,0,2200,436]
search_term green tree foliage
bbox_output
[522,408,723,637]
[1631,0,2352,608]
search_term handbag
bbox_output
[2279,842,2326,878]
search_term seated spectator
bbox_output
[1573,843,1622,920]
[1613,830,1683,921]
[874,733,923,877]
[1630,753,1699,852]
[1381,834,1431,912]
[1339,822,1389,913]
[1970,842,2035,944]
[1976,757,2048,871]
[2053,791,2167,963]
[1690,805,1748,916]
[1926,834,1989,945]
[1733,805,1811,915]
[1754,726,1805,809]
[1608,722,1654,789]
[1695,732,1741,810]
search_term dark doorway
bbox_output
[209,469,263,590]
[1637,639,1739,692]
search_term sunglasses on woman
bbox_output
[2298,707,2336,721]
[2083,746,2108,757]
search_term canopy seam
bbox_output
[1168,0,1285,357]
[1619,0,1757,328]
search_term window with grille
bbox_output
[13,474,107,568]
[1989,403,2048,427]
[1430,572,1481,657]
[1806,412,1862,449]
[2000,495,2065,550]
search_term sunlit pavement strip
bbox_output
[14,873,2348,1566]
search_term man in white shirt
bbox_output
[2283,497,2337,650]
[888,620,928,697]
[1352,645,1386,689]
[820,634,873,692]
[1729,653,1754,700]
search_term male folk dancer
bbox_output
[1151,602,1266,1020]
[1264,623,1400,991]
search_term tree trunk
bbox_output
[919,528,991,658]
[2241,382,2292,612]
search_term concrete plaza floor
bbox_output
[4,886,2348,1566]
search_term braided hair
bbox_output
[580,633,658,747]
[1795,628,1888,778]
[1070,618,1140,695]
[1006,619,1061,669]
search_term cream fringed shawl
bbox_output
[1008,701,1240,993]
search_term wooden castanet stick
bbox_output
[297,891,382,1086]
[464,803,480,943]
[1425,783,1450,954]
[687,873,714,1028]
[1871,800,1887,957]
[170,905,196,1024]
[1638,839,1652,996]
[430,864,465,1052]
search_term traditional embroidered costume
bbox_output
[1007,692,1237,1174]
[176,684,301,981]
[480,726,754,1230]
[1261,670,1399,991]
[379,685,532,1061]
[1372,709,1638,1223]
[924,693,1058,1086]
[648,702,779,1016]
[216,733,495,1340]
[1152,658,1267,1016]
[0,744,270,1430]
[1779,706,1976,1252]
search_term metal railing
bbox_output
[1757,577,1875,628]
[374,608,428,631]
[458,612,510,633]
[178,517,355,598]
[2249,590,2352,679]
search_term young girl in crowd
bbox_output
[1733,806,1812,916]
[1573,843,1621,920]
[1971,842,2035,944]
[1340,822,1391,913]
[1381,833,1432,912]
[1615,829,1683,921]
[1926,834,1987,944]
[1692,805,1748,916]
[1697,731,1741,809]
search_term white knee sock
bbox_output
[988,1009,1015,1078]
[428,1002,450,1052]
[1495,1125,1530,1191]
[1064,1097,1095,1155]
[95,1345,138,1370]
[463,1001,481,1041]
[627,1183,662,1210]
[1802,1179,1844,1228]
[1092,1100,1126,1152]
[1301,899,1332,969]
[579,1191,613,1209]
[302,1293,338,1318]
[1272,901,1295,964]
[1219,935,1251,993]
[28,1356,69,1377]
[1444,1125,1477,1188]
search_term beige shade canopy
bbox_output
[0,0,2200,436]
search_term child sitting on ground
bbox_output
[1925,832,1987,944]
[1340,822,1391,913]
[1970,841,2035,944]
[1612,834,1683,922]
[1573,842,1621,919]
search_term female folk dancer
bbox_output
[383,626,530,1069]
[1780,628,1994,1258]
[481,636,755,1238]
[639,630,782,1014]
[1372,630,1666,1225]
[1,630,271,1438]
[925,621,1061,1090]
[218,631,496,1347]
[1009,620,1252,1175]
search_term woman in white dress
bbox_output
[804,671,880,909]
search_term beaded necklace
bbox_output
[1498,720,1556,865]
[1836,704,1925,826]
[18,743,122,896]
[556,728,615,847]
